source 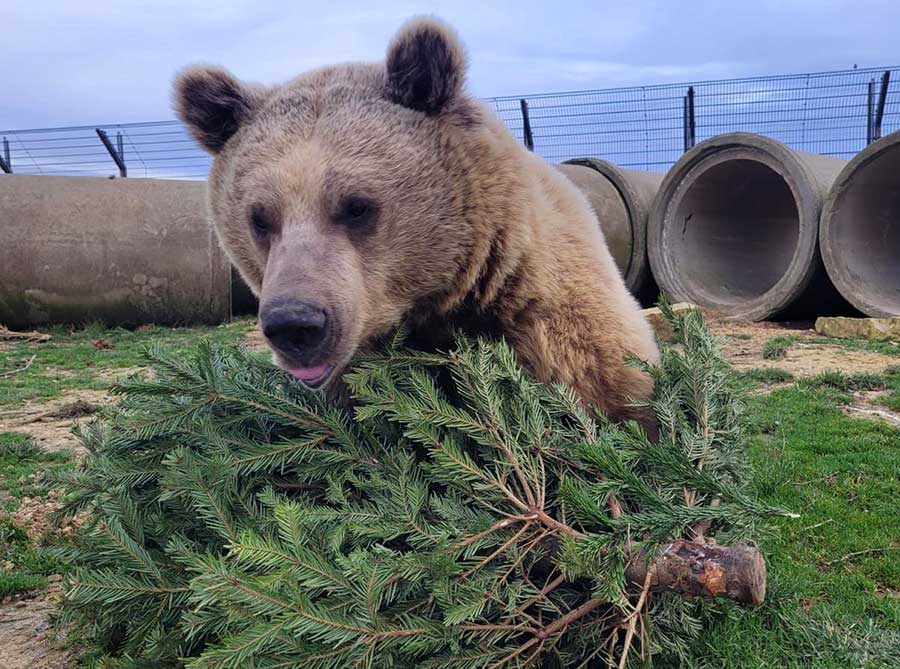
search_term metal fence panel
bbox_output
[2,66,897,179]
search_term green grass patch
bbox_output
[741,367,795,385]
[799,370,887,393]
[0,437,73,599]
[0,430,41,460]
[762,335,799,360]
[0,318,256,408]
[816,335,900,358]
[0,517,59,597]
[875,367,900,412]
[877,394,900,412]
[0,320,259,618]
[0,433,76,508]
[685,384,900,666]
[0,571,46,598]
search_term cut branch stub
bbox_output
[625,540,766,606]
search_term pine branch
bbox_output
[56,307,788,667]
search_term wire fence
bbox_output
[1,66,897,179]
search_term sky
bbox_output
[3,0,900,131]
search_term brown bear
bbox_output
[174,17,659,424]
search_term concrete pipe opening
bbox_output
[558,158,663,305]
[821,131,900,317]
[648,133,849,321]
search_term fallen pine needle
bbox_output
[824,547,897,567]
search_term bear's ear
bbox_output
[174,66,258,153]
[385,17,468,114]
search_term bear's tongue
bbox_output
[289,364,331,383]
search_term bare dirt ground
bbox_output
[710,317,900,427]
[0,484,84,668]
[712,318,898,376]
[0,580,74,669]
[0,390,109,455]
[1,315,897,667]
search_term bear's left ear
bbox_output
[174,65,260,153]
[385,17,468,114]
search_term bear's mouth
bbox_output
[287,364,335,389]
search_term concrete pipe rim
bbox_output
[647,133,823,321]
[562,157,650,294]
[820,131,900,318]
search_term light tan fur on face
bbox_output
[174,16,660,423]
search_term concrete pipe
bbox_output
[648,133,852,321]
[557,159,662,304]
[0,175,232,328]
[820,131,900,317]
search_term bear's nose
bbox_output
[260,302,330,361]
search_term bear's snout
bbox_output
[260,300,333,372]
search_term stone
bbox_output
[642,303,701,342]
[815,316,900,342]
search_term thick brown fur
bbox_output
[174,16,660,424]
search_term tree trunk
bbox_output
[625,540,766,605]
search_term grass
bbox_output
[0,318,256,408]
[762,335,799,360]
[0,432,77,509]
[799,370,887,393]
[875,366,900,412]
[0,320,256,603]
[0,571,47,598]
[0,514,63,597]
[684,386,900,667]
[878,395,900,412]
[760,331,900,364]
[816,335,900,358]
[741,367,795,384]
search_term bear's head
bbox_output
[175,18,502,389]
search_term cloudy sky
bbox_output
[3,0,899,130]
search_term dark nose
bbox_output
[260,302,330,360]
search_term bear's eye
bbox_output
[338,196,377,228]
[249,205,272,241]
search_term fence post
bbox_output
[117,132,125,166]
[683,86,696,152]
[0,137,11,174]
[520,99,534,151]
[867,78,876,145]
[0,137,12,174]
[96,128,127,177]
[873,70,891,142]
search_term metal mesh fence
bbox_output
[489,66,899,170]
[0,121,208,180]
[2,66,897,180]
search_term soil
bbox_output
[711,318,898,376]
[0,579,75,669]
[242,326,268,353]
[0,390,111,455]
[0,483,86,667]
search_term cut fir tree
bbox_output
[52,303,792,668]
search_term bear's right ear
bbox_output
[174,66,258,153]
[385,17,468,114]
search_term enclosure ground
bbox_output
[0,315,897,667]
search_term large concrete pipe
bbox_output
[0,175,232,328]
[557,159,662,304]
[647,133,852,321]
[820,131,900,317]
